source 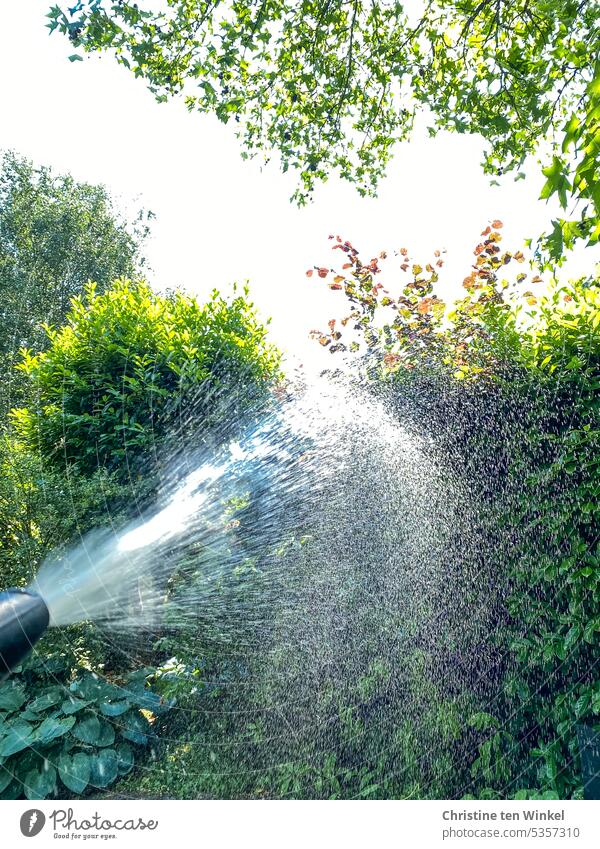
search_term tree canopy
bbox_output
[48,1,600,259]
[0,151,151,411]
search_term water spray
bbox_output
[0,375,442,685]
[0,588,50,679]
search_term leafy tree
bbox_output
[0,151,150,413]
[48,1,600,257]
[11,278,281,477]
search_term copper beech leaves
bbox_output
[309,221,545,374]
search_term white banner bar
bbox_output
[0,799,598,848]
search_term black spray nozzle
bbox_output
[0,589,50,679]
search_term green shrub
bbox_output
[12,278,281,476]
[495,280,600,799]
[0,277,281,800]
[0,434,147,590]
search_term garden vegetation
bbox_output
[0,0,597,800]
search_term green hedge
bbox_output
[11,279,281,476]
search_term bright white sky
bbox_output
[2,3,598,369]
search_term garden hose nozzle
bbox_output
[0,588,50,679]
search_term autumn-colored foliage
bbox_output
[307,221,556,379]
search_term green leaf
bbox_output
[27,688,64,713]
[0,721,35,757]
[23,763,57,800]
[58,751,92,794]
[34,715,75,745]
[72,676,122,702]
[99,700,131,717]
[120,711,151,745]
[0,778,22,800]
[72,713,101,745]
[115,743,134,775]
[575,693,591,719]
[545,220,564,261]
[61,697,92,715]
[96,720,115,748]
[468,712,498,732]
[0,763,15,793]
[90,748,118,788]
[0,683,27,712]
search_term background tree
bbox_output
[48,1,600,259]
[0,151,151,413]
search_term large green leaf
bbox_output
[0,721,35,757]
[0,763,15,793]
[58,751,92,794]
[119,711,151,745]
[0,778,22,800]
[61,697,92,715]
[96,720,115,748]
[99,700,131,717]
[27,688,64,714]
[71,675,123,702]
[34,715,75,745]
[72,713,101,745]
[23,763,57,800]
[90,749,118,788]
[115,743,134,776]
[0,683,27,712]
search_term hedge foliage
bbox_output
[11,279,281,476]
[308,225,600,799]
